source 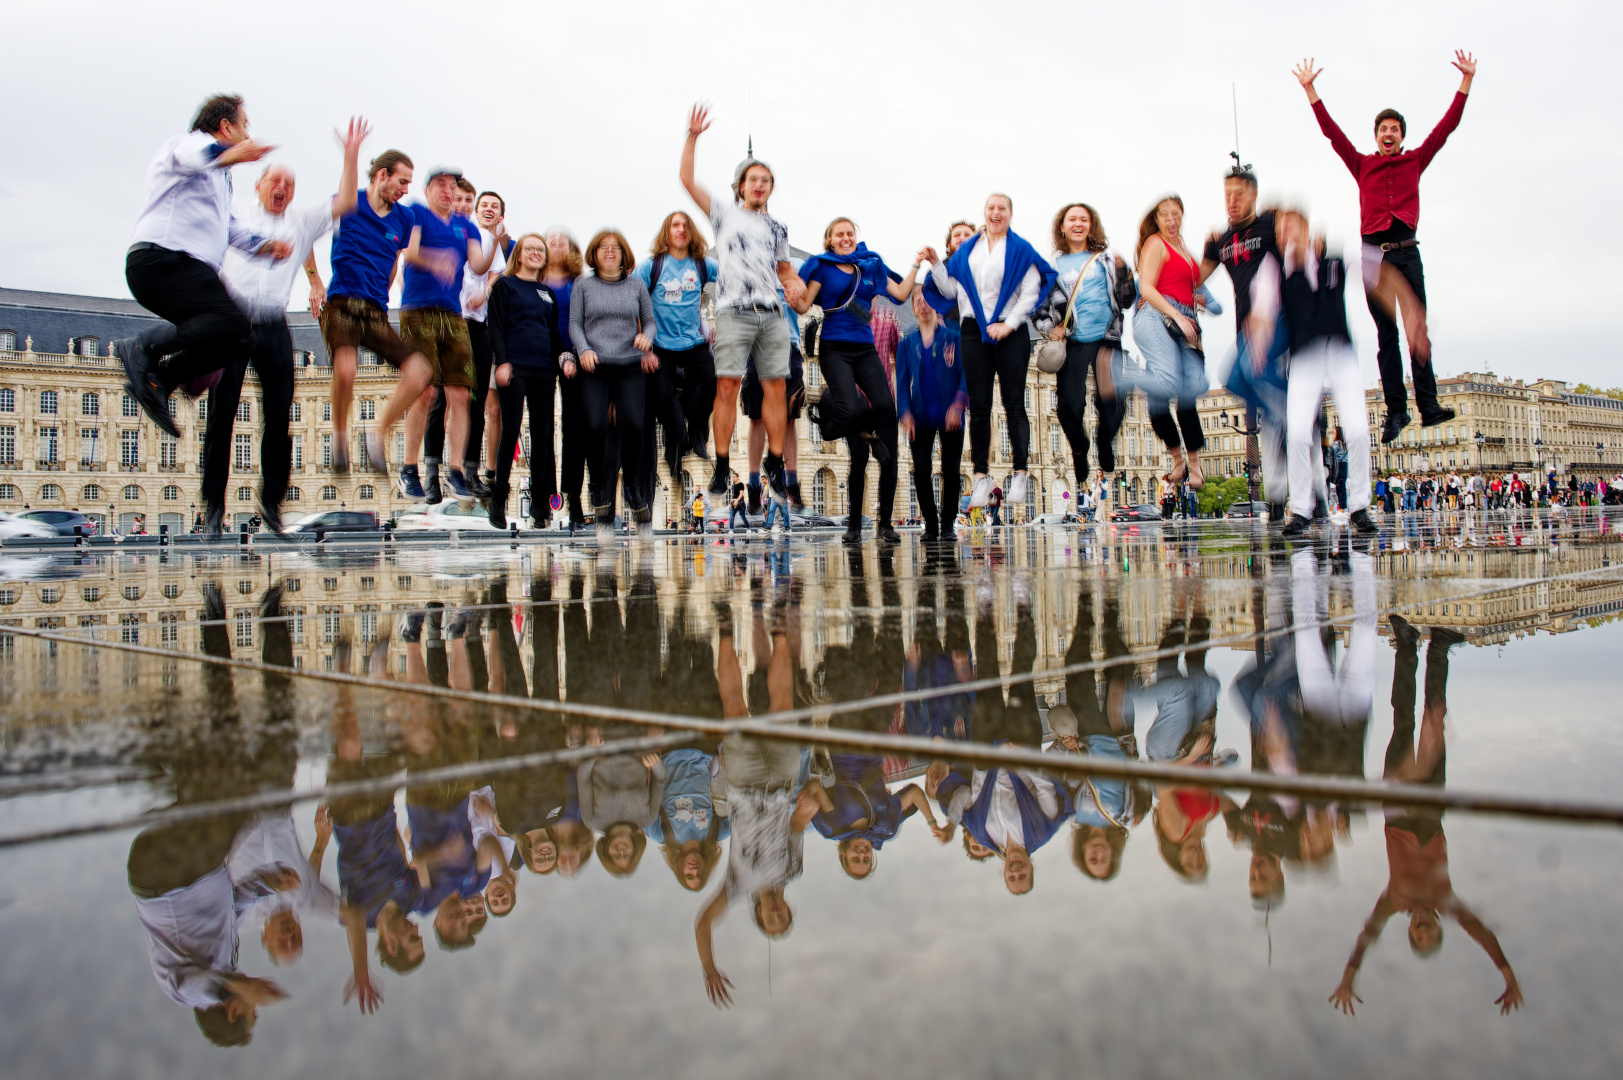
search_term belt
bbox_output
[128,242,162,253]
[1378,239,1420,251]
[730,301,781,314]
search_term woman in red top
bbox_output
[1130,195,1210,489]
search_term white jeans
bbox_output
[1287,338,1369,518]
[1292,548,1376,725]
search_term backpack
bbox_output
[648,252,709,296]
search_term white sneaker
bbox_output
[970,476,991,508]
[1008,472,1028,506]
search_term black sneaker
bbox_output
[445,469,475,507]
[1281,514,1312,538]
[841,525,862,545]
[399,612,424,644]
[921,526,940,543]
[116,337,181,439]
[1430,625,1466,650]
[748,483,762,516]
[1380,410,1411,445]
[708,460,729,496]
[1349,509,1379,534]
[763,456,789,508]
[876,525,901,544]
[1389,613,1421,648]
[1419,406,1456,428]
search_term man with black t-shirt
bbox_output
[1202,167,1290,514]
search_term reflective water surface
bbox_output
[2,511,1622,1078]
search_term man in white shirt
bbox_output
[203,118,369,537]
[116,94,289,441]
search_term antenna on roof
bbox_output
[748,78,754,160]
[1228,82,1253,178]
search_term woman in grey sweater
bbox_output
[577,751,666,877]
[570,229,658,537]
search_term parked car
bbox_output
[0,512,59,540]
[15,509,100,536]
[1109,503,1163,523]
[394,503,556,532]
[285,510,379,539]
[1026,512,1080,526]
[1225,501,1270,521]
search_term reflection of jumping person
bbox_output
[1329,615,1522,1017]
[1294,51,1476,443]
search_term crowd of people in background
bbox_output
[103,52,1514,548]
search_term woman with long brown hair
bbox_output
[542,227,590,529]
[636,211,719,485]
[1130,195,1210,489]
[485,233,567,529]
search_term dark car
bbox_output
[286,510,380,540]
[1225,501,1271,520]
[1110,503,1163,523]
[17,509,100,536]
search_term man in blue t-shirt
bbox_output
[635,211,719,489]
[320,148,425,473]
[392,166,504,504]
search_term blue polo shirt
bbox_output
[401,204,480,312]
[329,196,413,309]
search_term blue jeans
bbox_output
[764,497,787,529]
[1128,301,1209,417]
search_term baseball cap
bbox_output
[425,165,464,184]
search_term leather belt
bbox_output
[1379,239,1420,251]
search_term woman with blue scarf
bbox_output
[793,218,921,544]
[922,193,1057,513]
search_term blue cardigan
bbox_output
[894,322,969,429]
[923,230,1056,343]
[938,767,1073,855]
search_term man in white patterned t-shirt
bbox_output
[679,104,806,519]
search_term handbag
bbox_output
[1034,251,1101,374]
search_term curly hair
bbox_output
[1051,202,1110,254]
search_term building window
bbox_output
[159,612,179,646]
[286,486,301,502]
[291,401,302,422]
[162,484,180,500]
[321,433,332,467]
[123,484,141,500]
[234,432,252,470]
[999,423,1011,460]
[81,392,99,417]
[292,434,302,471]
[322,401,332,422]
[40,390,57,415]
[0,331,14,351]
[359,400,376,420]
[357,484,375,499]
[120,612,140,643]
[197,398,208,422]
[40,426,58,463]
[122,392,138,418]
[0,426,11,466]
[359,348,379,367]
[39,484,61,501]
[1050,429,1062,459]
[82,484,101,501]
[394,432,405,461]
[159,433,178,468]
[812,470,828,514]
[807,362,822,389]
[237,486,252,502]
[0,482,16,499]
[0,388,13,412]
[80,427,100,464]
[79,337,100,357]
[321,485,337,500]
[235,609,254,649]
[236,400,251,422]
[121,430,139,467]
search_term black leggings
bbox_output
[202,319,294,511]
[960,318,1030,473]
[125,245,253,392]
[1054,338,1122,480]
[820,340,898,524]
[1149,406,1205,454]
[910,423,964,532]
[495,367,557,502]
[581,365,648,514]
[669,343,715,454]
[560,375,588,521]
[425,319,496,469]
[642,345,688,495]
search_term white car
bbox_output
[0,512,58,541]
[393,502,532,532]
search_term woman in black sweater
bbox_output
[488,233,569,530]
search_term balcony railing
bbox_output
[35,459,64,471]
[118,462,142,472]
[157,463,185,472]
[78,460,105,471]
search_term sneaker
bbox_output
[1281,514,1312,539]
[445,469,475,507]
[1349,509,1379,534]
[708,460,729,496]
[116,337,181,439]
[1380,410,1411,445]
[748,483,762,516]
[939,524,956,543]
[841,525,862,545]
[398,465,426,501]
[1389,613,1421,649]
[1419,406,1456,428]
[424,474,443,505]
[1008,472,1028,505]
[332,431,351,474]
[970,476,991,508]
[361,430,387,474]
[921,526,940,543]
[487,481,510,530]
[876,525,901,544]
[1430,626,1466,650]
[763,457,789,508]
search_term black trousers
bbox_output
[1363,223,1440,415]
[960,319,1030,473]
[560,374,588,521]
[495,367,557,506]
[124,245,253,393]
[910,423,964,532]
[1149,405,1205,454]
[581,364,648,514]
[643,346,688,497]
[202,319,294,511]
[1054,338,1124,481]
[424,318,496,468]
[821,340,898,525]
[666,343,715,454]
[971,598,1042,746]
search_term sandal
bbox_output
[1187,460,1205,490]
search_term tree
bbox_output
[1198,475,1250,516]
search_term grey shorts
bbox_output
[713,305,790,381]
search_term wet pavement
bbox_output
[2,509,1622,1078]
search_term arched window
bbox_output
[0,482,16,499]
[122,484,141,500]
[82,484,102,501]
[286,486,302,502]
[321,485,337,501]
[39,483,61,500]
[357,484,375,499]
[162,485,180,501]
[237,486,252,501]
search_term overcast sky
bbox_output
[4,0,1619,389]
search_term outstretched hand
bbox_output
[1452,49,1477,79]
[336,116,372,157]
[1293,58,1322,98]
[688,104,711,139]
[345,974,383,1014]
[1329,983,1362,1016]
[703,965,734,1008]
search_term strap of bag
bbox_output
[1061,251,1103,331]
[1082,775,1127,831]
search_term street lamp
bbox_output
[1474,429,1485,474]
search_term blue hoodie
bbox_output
[894,320,969,429]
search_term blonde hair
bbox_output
[543,226,584,278]
[821,217,858,252]
[504,232,548,276]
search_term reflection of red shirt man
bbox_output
[1329,817,1522,1017]
[1293,51,1476,441]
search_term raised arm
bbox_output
[884,259,922,302]
[1295,58,1362,173]
[1416,51,1475,169]
[694,886,733,1007]
[1330,891,1398,1015]
[680,104,713,219]
[331,116,369,221]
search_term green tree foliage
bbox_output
[1198,475,1251,516]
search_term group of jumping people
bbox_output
[111,51,1476,543]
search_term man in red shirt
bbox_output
[1295,51,1477,445]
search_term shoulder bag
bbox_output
[1034,251,1101,374]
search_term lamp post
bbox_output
[1474,430,1485,474]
